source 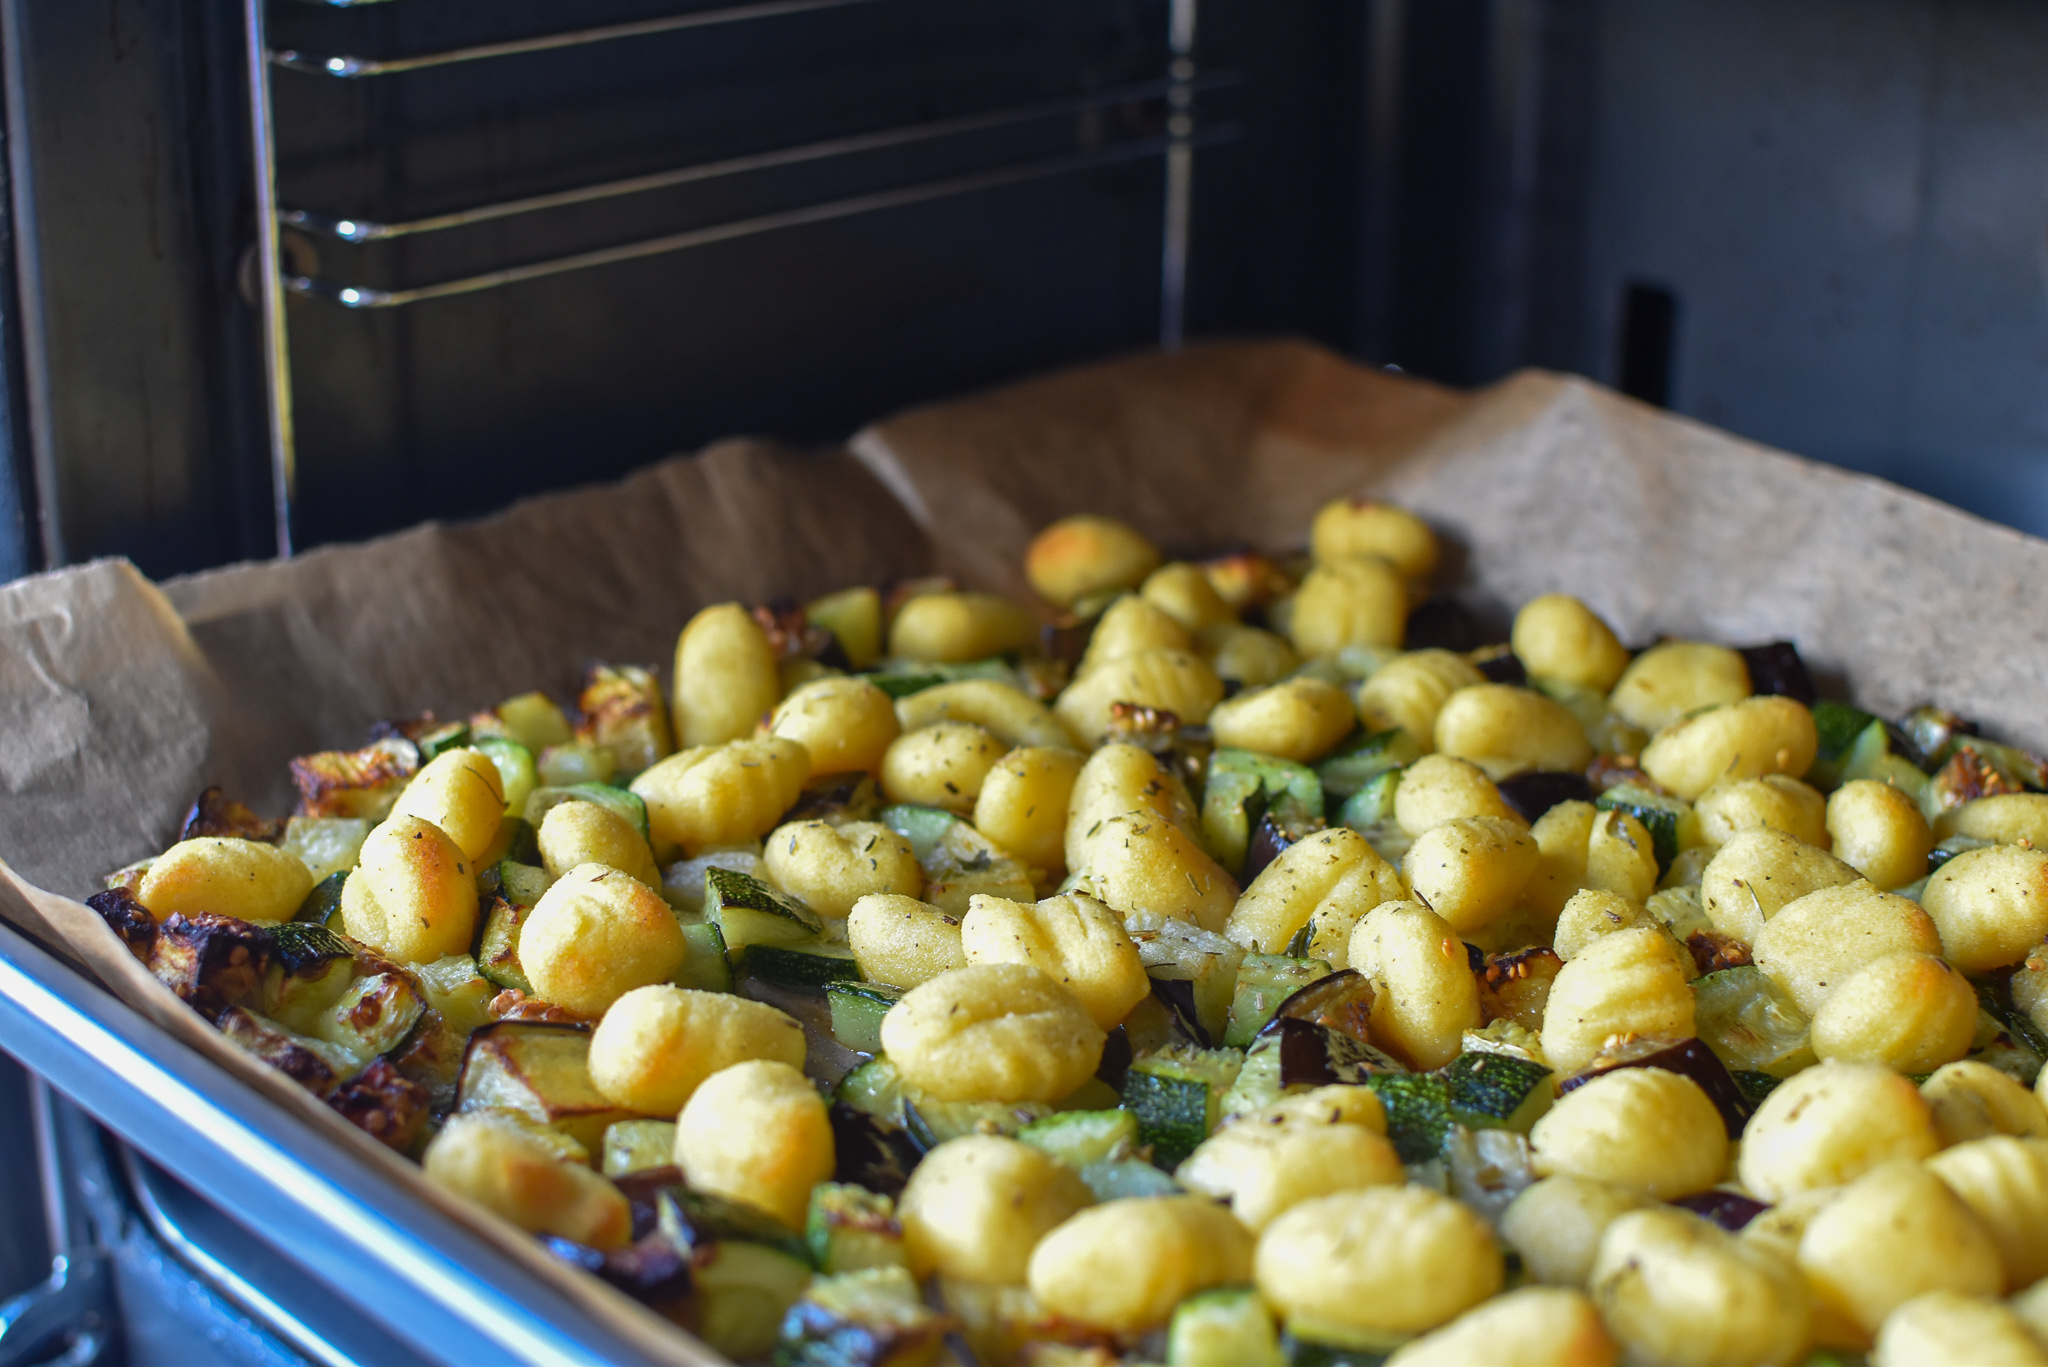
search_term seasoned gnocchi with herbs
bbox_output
[87,498,2048,1365]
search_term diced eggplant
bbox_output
[602,1119,679,1178]
[1144,978,1213,1049]
[1496,771,1596,824]
[1975,977,2048,1065]
[804,1183,906,1274]
[1441,1051,1555,1133]
[1694,966,1815,1078]
[1402,595,1482,653]
[1472,647,1527,685]
[1672,1190,1768,1232]
[575,664,672,779]
[457,1021,629,1150]
[705,867,826,956]
[828,1101,919,1200]
[1314,728,1422,801]
[779,1266,951,1367]
[1594,784,1698,875]
[1264,1017,1402,1088]
[389,1011,467,1115]
[86,887,159,962]
[1362,1071,1453,1163]
[1477,947,1562,1034]
[1685,930,1753,975]
[540,1232,692,1310]
[1224,955,1334,1048]
[1270,969,1377,1045]
[217,1006,353,1095]
[611,1166,683,1240]
[1095,1025,1133,1092]
[1121,991,1206,1061]
[1123,1046,1246,1169]
[1170,1285,1285,1367]
[875,804,1036,915]
[784,772,882,827]
[1736,641,1815,705]
[1128,913,1244,1045]
[1897,704,1973,769]
[1923,746,2024,827]
[1244,807,1328,885]
[901,1095,1053,1152]
[1016,1109,1139,1169]
[145,913,274,1018]
[827,981,904,1055]
[180,786,286,844]
[289,735,419,821]
[1560,1036,1752,1137]
[327,1057,431,1151]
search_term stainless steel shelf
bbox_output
[272,0,888,78]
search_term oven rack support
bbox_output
[245,0,1210,559]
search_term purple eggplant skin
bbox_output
[828,1103,919,1200]
[612,1166,685,1240]
[1242,809,1324,885]
[540,1233,692,1307]
[1672,1190,1768,1232]
[1737,642,1816,705]
[1475,651,1529,686]
[1559,1037,1754,1138]
[1405,596,1483,653]
[1270,969,1376,1046]
[1497,771,1597,824]
[1262,1016,1400,1087]
[1147,978,1211,1049]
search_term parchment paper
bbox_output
[4,338,2046,1362]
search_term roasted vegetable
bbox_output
[576,663,672,778]
[777,1265,949,1367]
[456,1021,630,1150]
[1441,1051,1554,1133]
[180,786,286,843]
[1124,1045,1245,1168]
[289,735,419,820]
[1224,955,1333,1048]
[1559,1036,1752,1137]
[827,981,904,1055]
[805,1183,907,1275]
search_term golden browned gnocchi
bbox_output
[140,835,314,924]
[1025,513,1161,606]
[1310,496,1440,578]
[766,675,900,775]
[1589,1207,1810,1367]
[1401,815,1539,933]
[1433,683,1592,778]
[1198,620,1301,688]
[1080,811,1237,931]
[1936,792,2048,846]
[1797,1159,2003,1339]
[1227,826,1406,953]
[1256,1186,1502,1336]
[1751,880,1944,1016]
[1927,1136,2048,1290]
[1288,557,1408,657]
[1054,646,1224,745]
[537,798,659,888]
[1920,843,2048,972]
[339,814,477,962]
[898,1135,1093,1283]
[630,735,810,853]
[1207,677,1356,762]
[1539,926,1696,1074]
[1640,695,1818,801]
[959,891,1148,1029]
[1393,753,1525,837]
[1063,741,1200,871]
[1385,1286,1620,1367]
[391,747,506,860]
[879,720,1006,813]
[879,963,1103,1102]
[1922,1060,2048,1147]
[672,601,780,746]
[1695,774,1829,849]
[761,819,921,917]
[519,863,687,1015]
[1826,778,1935,889]
[1356,648,1487,751]
[1349,900,1483,1069]
[1808,951,1977,1072]
[1511,594,1632,694]
[1028,1196,1254,1333]
[1140,560,1235,631]
[893,678,1070,751]
[587,985,805,1114]
[1700,828,1860,944]
[1739,1061,1940,1201]
[845,893,966,986]
[887,591,1036,662]
[673,1059,835,1229]
[1501,1176,1656,1288]
[1529,1068,1728,1198]
[972,744,1084,876]
[1606,640,1751,734]
[1872,1292,2048,1367]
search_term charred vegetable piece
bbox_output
[266,921,353,974]
[1473,647,1527,685]
[1694,965,1815,1078]
[1478,947,1562,1034]
[901,1095,1053,1153]
[1496,771,1595,824]
[1243,807,1328,885]
[309,970,425,1063]
[705,867,826,955]
[327,1057,431,1151]
[1269,969,1377,1046]
[1124,989,1207,1058]
[1923,745,2025,826]
[1016,1109,1139,1169]
[805,1183,907,1274]
[291,871,350,927]
[1225,955,1334,1048]
[388,1011,467,1114]
[1129,915,1243,1045]
[777,1265,951,1367]
[827,981,904,1055]
[602,1119,679,1178]
[1594,784,1695,874]
[785,772,882,827]
[457,1022,629,1151]
[1897,705,1973,768]
[476,897,535,995]
[656,1185,811,1263]
[142,913,274,1019]
[1265,1017,1402,1088]
[828,1102,919,1200]
[180,787,286,843]
[1203,749,1324,877]
[1560,1036,1752,1137]
[1737,641,1815,704]
[1730,1070,1781,1109]
[1402,595,1482,653]
[1441,1051,1555,1133]
[575,664,671,779]
[1362,1071,1452,1163]
[1672,1190,1768,1232]
[217,1006,354,1095]
[290,736,419,821]
[540,1233,692,1310]
[1976,977,2048,1062]
[1170,1285,1285,1367]
[1124,1046,1245,1169]
[410,954,496,1036]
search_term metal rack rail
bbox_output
[244,0,1215,560]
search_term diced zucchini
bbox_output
[575,664,672,779]
[472,737,538,817]
[1441,1051,1554,1133]
[1315,728,1421,800]
[280,817,371,884]
[1839,720,1928,802]
[1017,1109,1139,1168]
[217,1006,356,1095]
[1812,699,1881,763]
[267,920,355,974]
[1929,834,1995,873]
[1224,955,1333,1048]
[288,736,419,821]
[261,954,357,1035]
[1203,748,1326,876]
[688,1240,815,1362]
[673,919,734,993]
[476,897,534,995]
[1218,1037,1288,1123]
[901,1094,1053,1151]
[1125,1046,1245,1169]
[1445,1125,1537,1224]
[804,1183,906,1274]
[414,720,471,761]
[867,673,948,700]
[524,783,650,840]
[1338,770,1409,863]
[537,742,619,789]
[835,1058,907,1127]
[1170,1286,1285,1367]
[1957,736,2048,791]
[658,1184,812,1259]
[410,954,497,1036]
[706,867,826,954]
[310,970,425,1062]
[746,941,865,988]
[494,691,574,752]
[457,1022,631,1150]
[1080,1158,1182,1202]
[778,1265,947,1367]
[1694,966,1815,1078]
[496,859,553,909]
[601,1118,678,1177]
[808,587,884,671]
[1057,1076,1123,1112]
[1731,1070,1782,1109]
[876,804,1036,915]
[478,816,540,869]
[661,845,764,914]
[1128,913,1246,1044]
[827,981,904,1055]
[1362,1072,1452,1163]
[1595,784,1699,874]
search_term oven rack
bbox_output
[244,0,1216,560]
